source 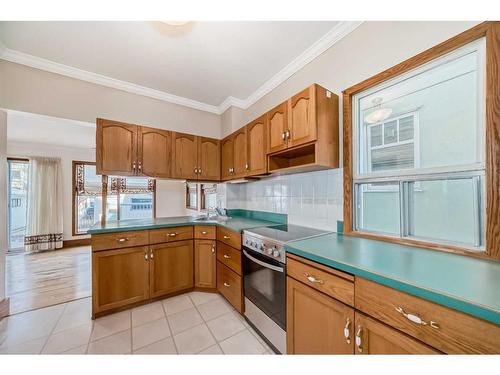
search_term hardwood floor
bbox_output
[6,246,91,315]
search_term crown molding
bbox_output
[0,46,221,114]
[236,21,363,110]
[0,21,363,115]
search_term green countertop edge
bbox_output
[87,209,286,235]
[285,246,500,325]
[225,209,287,224]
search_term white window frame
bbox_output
[351,38,486,250]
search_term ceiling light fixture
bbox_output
[364,97,392,124]
[161,21,190,26]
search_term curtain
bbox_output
[25,157,63,252]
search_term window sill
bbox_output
[344,230,493,260]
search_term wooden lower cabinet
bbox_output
[217,261,243,313]
[92,246,150,316]
[150,240,194,298]
[354,312,440,354]
[286,276,354,354]
[194,240,216,289]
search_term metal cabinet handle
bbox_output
[281,132,286,140]
[343,318,351,344]
[223,254,231,259]
[395,306,440,329]
[245,163,249,170]
[132,161,136,173]
[144,252,148,261]
[168,233,177,237]
[194,168,198,174]
[223,235,230,239]
[305,273,324,285]
[201,231,208,235]
[117,238,129,243]
[211,242,216,254]
[285,129,290,139]
[223,282,231,287]
[198,168,202,175]
[138,161,142,172]
[355,326,363,353]
[150,250,154,259]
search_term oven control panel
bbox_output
[242,233,285,264]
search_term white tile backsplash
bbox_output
[224,168,344,231]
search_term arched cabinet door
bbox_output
[232,127,248,177]
[96,118,138,176]
[267,101,288,153]
[246,114,268,175]
[172,132,198,180]
[138,126,171,178]
[198,137,220,181]
[221,135,234,180]
[287,85,317,148]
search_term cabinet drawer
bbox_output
[194,225,216,239]
[150,226,193,244]
[355,277,500,354]
[217,261,243,313]
[217,227,241,249]
[216,242,242,275]
[92,230,149,252]
[287,255,354,306]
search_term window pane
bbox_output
[120,193,153,220]
[76,195,102,233]
[383,120,398,144]
[370,125,383,147]
[410,178,482,248]
[371,143,414,172]
[106,195,118,222]
[356,182,400,235]
[8,161,30,250]
[358,40,484,174]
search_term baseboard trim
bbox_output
[63,238,91,248]
[0,298,10,320]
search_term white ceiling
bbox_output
[0,21,360,113]
[7,110,95,149]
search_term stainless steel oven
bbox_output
[243,246,286,353]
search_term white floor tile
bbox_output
[132,302,165,327]
[133,337,177,354]
[54,297,92,333]
[173,324,216,354]
[0,303,65,347]
[188,291,220,306]
[91,310,131,341]
[132,317,171,350]
[206,312,246,341]
[167,307,203,335]
[0,336,47,354]
[42,322,93,354]
[87,330,131,354]
[197,344,223,354]
[162,294,194,316]
[197,298,231,321]
[219,330,266,354]
[61,344,88,354]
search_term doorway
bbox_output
[7,158,30,253]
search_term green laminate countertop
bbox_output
[285,233,500,325]
[87,215,281,235]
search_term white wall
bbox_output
[0,60,221,139]
[155,179,190,217]
[0,110,7,300]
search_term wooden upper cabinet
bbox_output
[221,135,235,180]
[138,126,171,178]
[232,127,248,177]
[198,137,220,181]
[246,114,267,176]
[267,102,288,153]
[287,276,355,354]
[172,132,198,180]
[287,85,317,148]
[354,312,440,355]
[96,118,138,176]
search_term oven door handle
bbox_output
[243,250,284,273]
